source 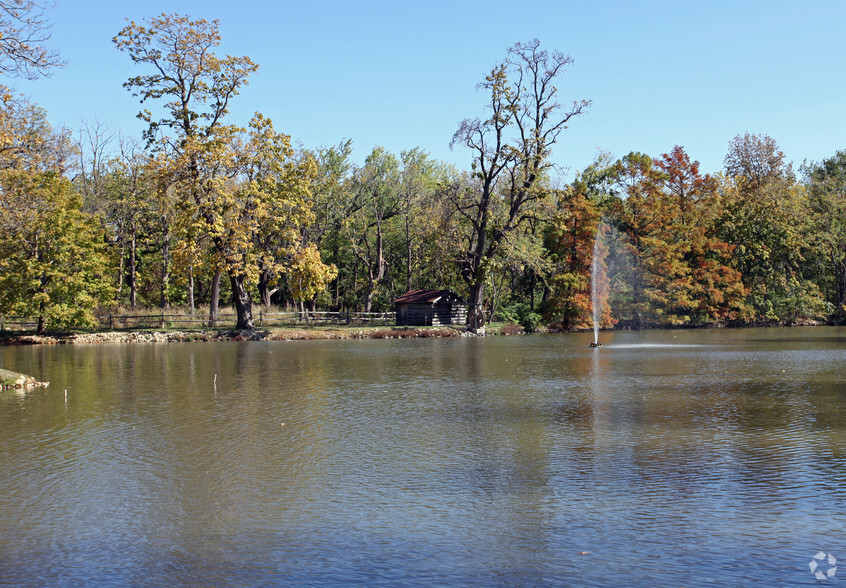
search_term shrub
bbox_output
[497,303,543,333]
[500,323,524,336]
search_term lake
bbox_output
[1,327,845,586]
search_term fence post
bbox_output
[161,312,165,330]
[260,310,263,327]
[109,313,114,330]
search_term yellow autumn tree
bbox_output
[288,245,338,319]
[115,14,315,329]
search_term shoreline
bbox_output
[0,319,833,346]
[0,325,484,345]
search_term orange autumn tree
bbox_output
[655,146,749,322]
[543,175,614,330]
[610,147,748,326]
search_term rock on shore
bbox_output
[0,368,49,389]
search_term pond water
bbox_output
[1,327,845,586]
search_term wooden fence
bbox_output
[0,316,39,331]
[0,311,396,332]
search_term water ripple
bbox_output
[1,329,845,585]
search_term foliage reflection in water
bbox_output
[1,327,845,585]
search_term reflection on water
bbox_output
[604,343,709,348]
[1,327,845,585]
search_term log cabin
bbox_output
[394,289,467,326]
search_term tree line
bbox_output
[0,10,844,334]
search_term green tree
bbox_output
[407,170,465,294]
[344,146,402,311]
[397,148,443,292]
[803,150,846,316]
[110,143,155,309]
[306,140,355,309]
[0,170,112,332]
[719,133,823,321]
[75,126,156,309]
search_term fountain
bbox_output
[589,228,602,348]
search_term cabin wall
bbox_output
[396,303,467,326]
[433,304,467,326]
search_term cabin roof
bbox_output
[394,289,466,305]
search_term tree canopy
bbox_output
[0,16,844,334]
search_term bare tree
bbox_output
[450,39,590,332]
[0,0,63,79]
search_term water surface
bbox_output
[1,327,845,586]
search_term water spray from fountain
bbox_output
[589,227,603,348]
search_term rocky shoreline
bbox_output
[0,319,828,347]
[0,326,481,346]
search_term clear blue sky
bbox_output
[16,0,846,178]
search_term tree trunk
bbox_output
[529,270,536,310]
[333,275,340,309]
[160,224,170,309]
[466,282,486,334]
[117,229,125,301]
[301,300,310,325]
[129,232,137,309]
[258,269,276,308]
[352,260,359,309]
[489,269,507,324]
[195,275,206,306]
[208,269,221,327]
[187,265,195,315]
[258,277,270,308]
[405,216,413,292]
[836,256,846,316]
[364,285,375,313]
[230,272,254,330]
